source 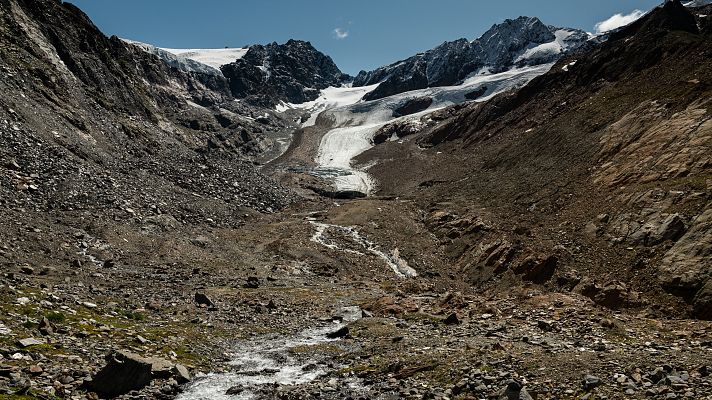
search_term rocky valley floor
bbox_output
[1,0,712,399]
[1,197,711,400]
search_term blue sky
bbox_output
[70,0,663,75]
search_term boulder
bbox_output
[326,326,350,339]
[498,379,534,400]
[194,293,213,307]
[366,296,420,317]
[244,276,260,289]
[583,374,603,391]
[575,279,640,310]
[147,357,174,379]
[443,313,461,325]
[592,282,629,309]
[19,265,34,275]
[333,306,363,322]
[172,364,191,384]
[16,338,43,348]
[38,317,55,336]
[512,255,558,283]
[86,351,153,397]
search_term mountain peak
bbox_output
[477,16,558,67]
[354,15,588,100]
[221,40,348,107]
[500,16,545,27]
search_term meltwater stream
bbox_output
[309,221,418,278]
[177,323,350,400]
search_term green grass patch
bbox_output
[44,312,66,324]
[120,310,146,321]
[20,343,63,356]
[21,321,36,330]
[0,395,41,400]
[0,387,59,400]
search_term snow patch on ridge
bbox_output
[161,47,249,70]
[276,84,381,127]
[517,30,577,63]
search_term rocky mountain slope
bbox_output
[0,0,296,223]
[362,0,712,320]
[353,16,590,100]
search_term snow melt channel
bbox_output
[177,324,349,400]
[310,221,418,278]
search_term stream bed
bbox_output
[177,322,356,400]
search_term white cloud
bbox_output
[333,28,349,40]
[594,9,646,34]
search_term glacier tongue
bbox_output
[304,64,555,195]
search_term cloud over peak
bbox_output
[333,28,349,40]
[594,9,646,34]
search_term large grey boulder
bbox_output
[87,351,153,397]
[87,351,191,397]
[498,379,534,400]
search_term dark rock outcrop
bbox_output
[392,97,433,118]
[608,0,699,42]
[694,281,712,320]
[221,40,349,107]
[465,86,488,100]
[373,120,423,145]
[512,255,558,283]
